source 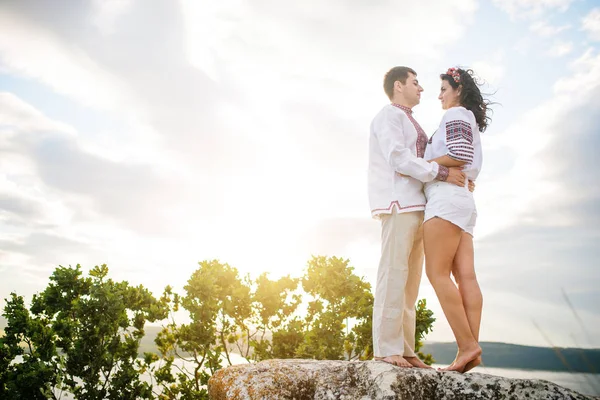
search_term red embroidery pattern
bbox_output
[445,120,474,163]
[436,165,449,181]
[372,201,425,214]
[446,120,473,142]
[391,103,428,158]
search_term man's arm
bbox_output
[428,155,469,187]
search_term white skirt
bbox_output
[424,180,477,236]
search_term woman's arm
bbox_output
[430,155,475,191]
[429,155,466,168]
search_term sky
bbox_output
[0,0,599,349]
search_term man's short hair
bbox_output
[383,66,417,100]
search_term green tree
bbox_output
[415,298,436,365]
[297,256,373,360]
[245,273,301,361]
[0,264,167,400]
[280,256,435,364]
[1,257,437,400]
[147,260,252,400]
[0,293,58,399]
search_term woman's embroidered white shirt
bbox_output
[425,106,483,182]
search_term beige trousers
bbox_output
[373,210,424,358]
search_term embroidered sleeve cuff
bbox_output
[436,165,449,181]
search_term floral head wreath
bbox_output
[446,67,461,83]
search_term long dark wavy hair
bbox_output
[440,68,492,132]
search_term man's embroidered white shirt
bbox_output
[368,104,441,218]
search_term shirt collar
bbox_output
[391,103,413,115]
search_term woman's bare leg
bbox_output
[452,232,483,372]
[424,218,481,372]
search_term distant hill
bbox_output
[139,325,163,355]
[421,342,600,374]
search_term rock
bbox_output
[208,359,597,400]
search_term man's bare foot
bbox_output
[439,345,481,373]
[374,355,413,368]
[463,356,482,373]
[403,356,432,369]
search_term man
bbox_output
[369,66,465,368]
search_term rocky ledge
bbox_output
[208,359,597,400]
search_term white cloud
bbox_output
[582,8,600,41]
[475,48,600,238]
[178,0,244,82]
[0,92,76,136]
[89,0,135,35]
[1,92,187,233]
[546,40,573,57]
[180,0,479,101]
[0,98,110,292]
[0,93,206,296]
[0,93,77,228]
[0,8,142,115]
[529,20,571,36]
[513,37,534,56]
[472,52,506,86]
[493,0,574,20]
[0,6,194,170]
[555,48,600,96]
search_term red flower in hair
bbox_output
[446,67,461,83]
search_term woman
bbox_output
[423,67,491,373]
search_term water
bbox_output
[433,363,600,396]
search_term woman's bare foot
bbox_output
[374,355,413,368]
[403,356,433,369]
[439,345,481,372]
[446,352,481,373]
[463,356,481,373]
